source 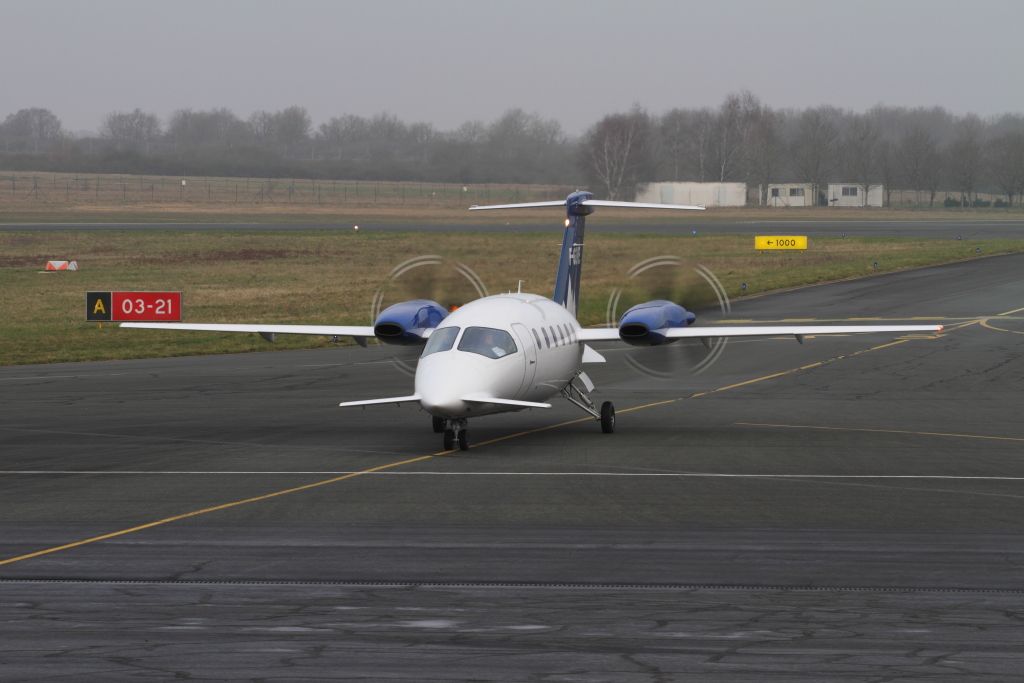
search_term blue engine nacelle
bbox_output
[618,300,696,346]
[373,299,448,345]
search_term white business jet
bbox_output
[123,191,941,450]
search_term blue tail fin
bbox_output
[552,191,593,318]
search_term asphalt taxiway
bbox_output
[3,218,1024,239]
[2,253,1024,680]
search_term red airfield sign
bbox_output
[87,292,182,322]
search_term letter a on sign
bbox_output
[86,292,112,321]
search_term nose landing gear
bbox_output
[560,373,615,434]
[439,418,470,451]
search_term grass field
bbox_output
[1,171,1021,224]
[1,230,1019,366]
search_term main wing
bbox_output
[120,322,377,346]
[578,324,941,343]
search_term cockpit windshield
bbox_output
[420,326,460,357]
[457,327,518,360]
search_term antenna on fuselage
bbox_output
[517,280,525,293]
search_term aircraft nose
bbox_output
[416,355,485,417]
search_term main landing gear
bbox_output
[560,372,615,434]
[437,417,469,451]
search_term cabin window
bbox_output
[421,326,460,357]
[458,327,518,360]
[789,188,804,197]
[557,326,566,344]
[541,328,551,347]
[842,186,858,196]
[568,326,576,343]
[549,326,558,346]
[532,329,542,349]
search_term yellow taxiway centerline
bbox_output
[0,454,439,567]
[981,319,1024,335]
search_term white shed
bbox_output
[636,182,747,207]
[827,184,883,207]
[763,183,814,207]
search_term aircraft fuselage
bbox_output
[416,293,583,418]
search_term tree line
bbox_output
[3,94,1024,205]
[580,93,1024,206]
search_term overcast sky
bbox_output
[3,0,1022,135]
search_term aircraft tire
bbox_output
[443,429,455,450]
[600,401,615,434]
[433,416,446,433]
[459,430,470,451]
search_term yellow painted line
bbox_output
[1000,306,1024,316]
[981,319,1024,336]
[0,453,441,567]
[737,422,1024,443]
[471,416,593,447]
[0,330,938,567]
[941,319,982,332]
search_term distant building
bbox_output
[827,184,883,207]
[763,183,814,207]
[636,182,747,207]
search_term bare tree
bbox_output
[946,115,985,205]
[100,109,161,152]
[843,116,881,204]
[704,93,753,182]
[579,105,653,200]
[790,107,840,205]
[167,108,246,149]
[248,110,277,143]
[923,145,944,207]
[876,140,900,206]
[658,109,693,181]
[693,108,715,181]
[275,106,312,154]
[0,108,63,152]
[745,110,785,204]
[987,132,1024,205]
[898,125,937,204]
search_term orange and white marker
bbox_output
[45,261,78,271]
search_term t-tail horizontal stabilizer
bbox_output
[469,192,705,319]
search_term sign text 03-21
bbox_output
[87,292,182,322]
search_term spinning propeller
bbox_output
[605,256,731,378]
[370,255,489,375]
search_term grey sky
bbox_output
[3,0,1022,135]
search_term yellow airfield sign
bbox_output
[755,236,807,250]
